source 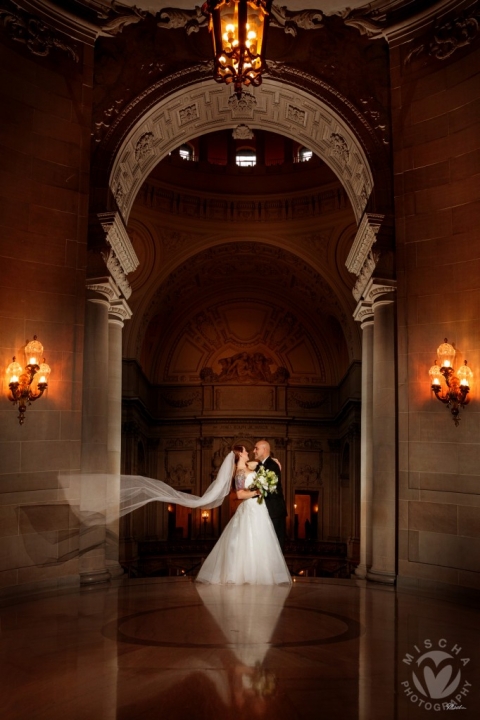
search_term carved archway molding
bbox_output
[109,77,374,226]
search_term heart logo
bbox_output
[412,651,462,699]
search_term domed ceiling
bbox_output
[124,128,360,386]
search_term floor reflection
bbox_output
[0,578,479,720]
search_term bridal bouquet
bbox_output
[250,467,278,505]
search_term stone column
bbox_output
[367,285,397,584]
[79,278,119,585]
[354,303,374,579]
[105,300,132,578]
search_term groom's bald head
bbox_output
[253,440,270,461]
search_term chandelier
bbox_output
[202,0,273,98]
[6,336,51,425]
[428,339,473,426]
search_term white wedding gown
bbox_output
[196,471,292,585]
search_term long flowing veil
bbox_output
[118,451,235,517]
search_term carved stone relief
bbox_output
[293,450,323,487]
[165,453,195,487]
[405,7,480,64]
[201,352,289,384]
[0,3,79,61]
[232,124,254,140]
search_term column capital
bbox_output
[86,276,121,303]
[364,278,396,306]
[353,301,374,327]
[109,298,133,327]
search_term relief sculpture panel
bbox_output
[293,450,323,487]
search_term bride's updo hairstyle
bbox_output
[232,445,245,464]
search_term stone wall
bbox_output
[0,35,93,596]
[393,35,480,592]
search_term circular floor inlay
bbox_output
[102,603,363,648]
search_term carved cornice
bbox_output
[345,213,384,276]
[342,0,475,47]
[97,211,139,275]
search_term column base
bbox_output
[367,568,396,585]
[80,569,112,586]
[106,561,125,579]
[354,563,369,580]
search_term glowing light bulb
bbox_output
[247,30,256,39]
[39,376,47,384]
[29,357,36,365]
[226,23,235,33]
[432,377,440,386]
[11,375,18,383]
[443,360,450,367]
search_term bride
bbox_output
[196,445,292,586]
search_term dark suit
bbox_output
[257,456,287,551]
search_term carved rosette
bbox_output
[329,133,350,165]
[135,132,154,162]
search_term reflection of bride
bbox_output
[196,584,291,715]
[196,446,292,586]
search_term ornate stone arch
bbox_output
[109,77,375,226]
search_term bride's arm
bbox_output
[235,469,260,500]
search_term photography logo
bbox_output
[402,639,471,711]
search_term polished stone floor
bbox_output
[0,577,479,720]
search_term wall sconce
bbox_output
[201,509,210,536]
[6,336,51,425]
[429,338,473,426]
[202,0,273,98]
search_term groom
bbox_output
[253,439,287,551]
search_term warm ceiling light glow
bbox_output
[202,0,273,98]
